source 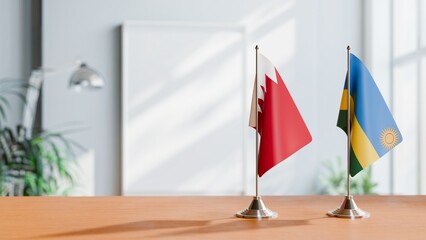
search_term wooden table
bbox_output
[1,196,425,239]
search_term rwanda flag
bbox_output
[337,53,402,177]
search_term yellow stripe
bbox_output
[351,116,380,168]
[339,89,354,112]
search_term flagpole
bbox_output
[236,45,277,219]
[326,46,369,219]
[255,45,259,198]
[346,46,351,197]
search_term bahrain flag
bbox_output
[249,53,312,177]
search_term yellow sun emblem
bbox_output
[380,128,399,150]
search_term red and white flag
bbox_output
[249,53,312,177]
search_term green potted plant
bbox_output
[0,79,80,196]
[318,156,378,195]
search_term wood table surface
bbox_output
[1,195,425,239]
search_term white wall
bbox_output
[365,0,426,195]
[315,0,364,192]
[0,0,31,127]
[42,0,363,195]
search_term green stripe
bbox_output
[337,110,348,134]
[350,147,363,177]
[338,109,365,177]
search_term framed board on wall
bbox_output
[121,21,249,195]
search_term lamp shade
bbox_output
[69,63,104,90]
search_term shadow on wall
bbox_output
[122,0,304,196]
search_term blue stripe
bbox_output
[349,53,402,156]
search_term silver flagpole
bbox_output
[327,46,369,219]
[255,45,259,198]
[236,45,277,219]
[347,45,351,198]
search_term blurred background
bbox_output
[0,0,424,196]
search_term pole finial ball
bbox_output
[255,45,259,50]
[347,45,351,50]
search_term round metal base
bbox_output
[236,196,278,219]
[327,195,370,219]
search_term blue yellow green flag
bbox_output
[337,53,403,177]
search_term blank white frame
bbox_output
[121,21,248,195]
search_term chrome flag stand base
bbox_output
[327,195,370,219]
[236,196,278,219]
